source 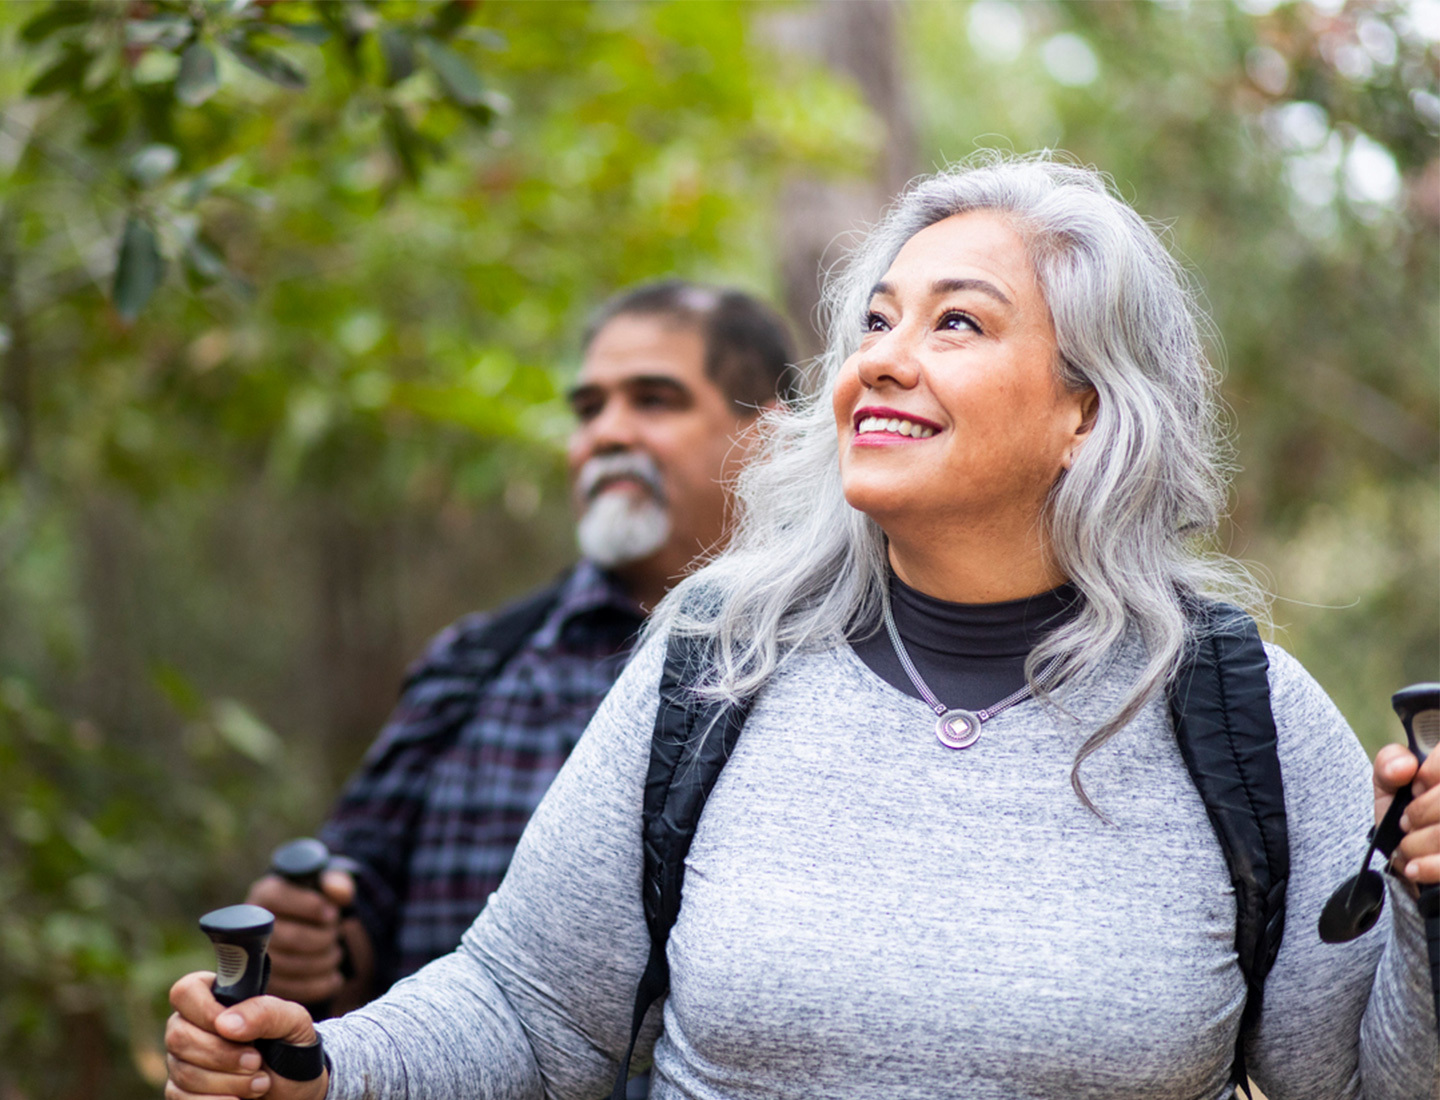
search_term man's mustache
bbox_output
[576,452,667,505]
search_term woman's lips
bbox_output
[851,406,942,443]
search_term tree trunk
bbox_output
[767,0,918,359]
[309,501,406,762]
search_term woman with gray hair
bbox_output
[165,154,1437,1100]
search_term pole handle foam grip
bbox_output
[199,904,326,1081]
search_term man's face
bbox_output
[566,314,765,598]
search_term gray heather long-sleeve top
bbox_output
[317,633,1439,1100]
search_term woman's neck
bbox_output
[887,535,1067,604]
[849,569,1081,710]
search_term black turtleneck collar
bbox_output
[850,571,1082,711]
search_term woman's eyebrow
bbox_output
[867,277,1012,306]
[931,277,1011,305]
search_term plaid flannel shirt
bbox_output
[320,560,644,992]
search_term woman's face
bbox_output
[832,210,1094,548]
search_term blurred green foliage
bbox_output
[0,1,870,1094]
[0,1,1435,1097]
[1,671,315,1094]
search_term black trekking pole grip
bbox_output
[1392,683,1440,1033]
[198,904,327,1082]
[271,836,329,892]
[269,837,351,1022]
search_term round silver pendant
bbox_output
[936,709,982,750]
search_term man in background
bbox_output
[246,282,794,1027]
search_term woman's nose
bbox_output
[853,330,920,391]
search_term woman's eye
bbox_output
[938,310,979,333]
[863,311,890,333]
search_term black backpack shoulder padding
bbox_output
[612,602,1287,1100]
[1167,602,1289,1095]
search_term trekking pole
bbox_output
[271,837,329,893]
[269,837,350,1021]
[1390,683,1440,1031]
[1320,683,1440,1039]
[198,904,327,1082]
[200,904,274,1006]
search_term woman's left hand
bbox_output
[1374,743,1440,895]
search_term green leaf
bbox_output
[82,96,126,147]
[152,663,206,721]
[220,33,307,90]
[314,1,364,73]
[26,47,91,98]
[266,22,332,46]
[418,37,485,107]
[124,15,192,50]
[182,237,227,284]
[428,0,475,41]
[223,184,275,212]
[465,27,508,52]
[460,101,499,128]
[112,216,164,323]
[380,28,416,85]
[176,42,220,107]
[182,157,241,205]
[127,144,180,187]
[211,699,281,765]
[382,104,423,184]
[20,2,93,44]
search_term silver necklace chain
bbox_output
[881,589,1060,750]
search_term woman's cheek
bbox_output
[831,358,863,427]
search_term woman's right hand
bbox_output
[165,972,329,1100]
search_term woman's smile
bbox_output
[851,405,942,443]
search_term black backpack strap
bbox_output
[1169,602,1288,1098]
[611,631,752,1100]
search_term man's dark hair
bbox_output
[582,280,797,412]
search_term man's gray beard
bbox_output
[576,489,671,568]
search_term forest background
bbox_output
[0,1,1435,1096]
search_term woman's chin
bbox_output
[839,481,916,531]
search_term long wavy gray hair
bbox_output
[647,151,1263,808]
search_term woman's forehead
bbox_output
[875,211,1042,312]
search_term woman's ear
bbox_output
[1062,388,1099,470]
